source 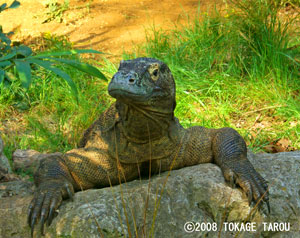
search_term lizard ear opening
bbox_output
[148,63,160,82]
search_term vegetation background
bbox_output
[0,0,299,177]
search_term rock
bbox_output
[12,149,62,174]
[0,151,300,238]
[0,135,12,174]
[0,180,34,199]
[0,135,14,182]
[0,167,20,182]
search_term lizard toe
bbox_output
[27,179,72,237]
[28,196,36,228]
[251,173,270,214]
[63,182,74,201]
[29,192,45,237]
[223,167,237,188]
[235,175,253,204]
[40,192,53,235]
[47,194,63,226]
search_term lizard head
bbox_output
[108,58,176,115]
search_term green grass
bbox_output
[0,36,116,158]
[124,0,300,151]
[0,0,299,166]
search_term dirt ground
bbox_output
[0,0,222,61]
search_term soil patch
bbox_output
[0,0,221,61]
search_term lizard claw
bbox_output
[222,164,270,214]
[65,183,74,201]
[29,192,45,237]
[27,180,74,237]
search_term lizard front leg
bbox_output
[28,153,76,237]
[212,127,270,212]
[28,148,139,237]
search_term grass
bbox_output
[0,0,299,165]
[125,0,300,152]
[43,0,70,23]
[0,36,116,160]
[0,1,298,237]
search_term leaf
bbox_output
[276,138,290,148]
[0,32,11,45]
[0,61,11,68]
[14,60,32,89]
[28,59,78,100]
[0,51,16,61]
[0,3,7,11]
[263,144,277,153]
[31,49,105,58]
[279,52,300,66]
[16,45,32,57]
[6,31,14,36]
[0,69,4,84]
[263,137,294,153]
[8,1,20,9]
[45,57,107,80]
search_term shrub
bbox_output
[0,0,106,101]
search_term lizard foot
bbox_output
[28,179,74,237]
[222,163,270,214]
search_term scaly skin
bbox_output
[28,58,269,236]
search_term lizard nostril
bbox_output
[129,78,135,84]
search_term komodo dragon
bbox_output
[28,57,269,236]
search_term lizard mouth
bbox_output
[108,88,152,102]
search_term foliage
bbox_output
[0,1,107,101]
[142,0,300,81]
[43,0,70,23]
[0,0,20,56]
[0,0,299,159]
[125,0,300,151]
[0,0,20,12]
[227,0,300,78]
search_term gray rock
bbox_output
[0,151,299,238]
[13,149,62,174]
[0,180,34,198]
[0,135,12,175]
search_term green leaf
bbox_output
[16,45,32,57]
[0,51,16,61]
[0,32,11,45]
[31,49,105,58]
[0,3,7,11]
[14,60,32,89]
[45,58,107,80]
[0,61,11,68]
[0,69,4,84]
[28,59,78,100]
[8,1,20,9]
[6,31,14,36]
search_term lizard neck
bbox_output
[115,101,173,143]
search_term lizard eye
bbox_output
[148,63,160,82]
